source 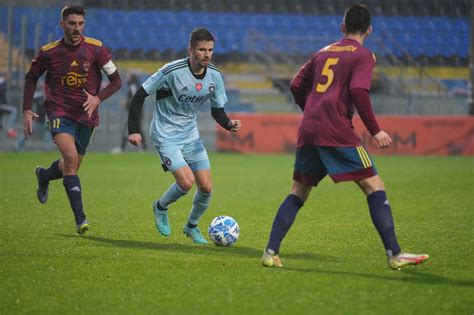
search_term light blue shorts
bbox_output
[154,138,210,173]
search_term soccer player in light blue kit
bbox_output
[127,28,241,244]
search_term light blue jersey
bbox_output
[143,57,228,145]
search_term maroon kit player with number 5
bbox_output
[22,5,122,235]
[262,4,429,270]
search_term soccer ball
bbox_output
[208,215,240,246]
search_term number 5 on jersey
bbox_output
[316,58,339,93]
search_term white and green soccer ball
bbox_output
[208,215,240,246]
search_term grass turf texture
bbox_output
[1,152,473,314]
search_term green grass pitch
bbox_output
[1,152,473,314]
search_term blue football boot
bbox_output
[153,200,171,236]
[183,225,208,244]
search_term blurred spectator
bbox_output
[0,71,18,136]
[15,88,53,151]
[111,73,146,153]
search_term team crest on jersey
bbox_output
[195,83,202,91]
[83,61,90,72]
[163,156,172,166]
[209,83,215,92]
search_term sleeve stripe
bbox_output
[162,63,187,75]
[161,60,187,73]
[208,64,221,73]
[41,40,60,51]
[84,37,103,46]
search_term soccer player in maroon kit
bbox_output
[262,4,429,270]
[22,5,122,235]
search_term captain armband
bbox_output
[102,60,117,76]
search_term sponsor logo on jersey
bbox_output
[61,72,87,87]
[195,83,202,91]
[178,94,204,103]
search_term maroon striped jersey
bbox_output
[26,36,112,126]
[291,38,376,147]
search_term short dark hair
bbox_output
[189,27,215,48]
[343,4,371,34]
[61,5,85,20]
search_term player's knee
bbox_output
[177,178,195,192]
[198,184,212,195]
[358,176,385,195]
[372,176,385,190]
[369,181,385,194]
[62,154,79,170]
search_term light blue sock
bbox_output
[188,190,212,225]
[158,183,188,209]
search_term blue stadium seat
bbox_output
[0,5,468,61]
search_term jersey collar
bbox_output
[61,35,84,50]
[187,57,207,80]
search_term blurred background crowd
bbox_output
[0,0,471,152]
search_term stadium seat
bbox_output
[0,4,468,64]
